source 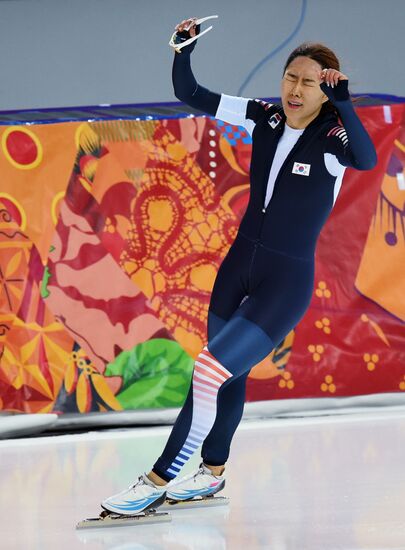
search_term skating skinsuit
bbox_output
[152,40,377,481]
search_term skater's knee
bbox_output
[207,316,275,375]
[194,346,234,386]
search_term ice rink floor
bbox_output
[1,410,405,550]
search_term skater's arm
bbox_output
[321,69,377,170]
[172,45,221,116]
[172,18,267,134]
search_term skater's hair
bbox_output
[283,42,340,75]
[283,42,354,115]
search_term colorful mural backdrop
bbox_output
[0,102,404,414]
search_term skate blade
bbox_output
[76,510,171,529]
[161,495,229,511]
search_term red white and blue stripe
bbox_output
[327,125,349,147]
[166,346,232,478]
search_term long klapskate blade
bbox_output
[76,511,171,529]
[160,495,229,511]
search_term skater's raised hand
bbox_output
[320,68,350,103]
[170,17,201,54]
[170,16,218,54]
[174,18,198,37]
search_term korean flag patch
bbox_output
[292,162,311,176]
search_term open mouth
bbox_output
[287,100,302,109]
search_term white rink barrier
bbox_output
[0,413,58,439]
[2,394,405,438]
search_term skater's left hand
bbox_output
[320,68,350,102]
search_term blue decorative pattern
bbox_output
[216,120,252,145]
[105,494,162,512]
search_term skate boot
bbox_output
[166,462,225,502]
[101,473,167,516]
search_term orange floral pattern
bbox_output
[0,103,404,413]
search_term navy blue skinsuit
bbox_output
[152,38,377,481]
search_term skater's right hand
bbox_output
[174,18,199,38]
[172,17,200,53]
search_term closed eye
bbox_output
[285,73,316,86]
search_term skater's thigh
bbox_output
[232,251,315,346]
[207,249,314,377]
[208,235,251,325]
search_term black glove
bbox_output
[320,79,350,103]
[173,24,201,54]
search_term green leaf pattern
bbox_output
[105,339,193,409]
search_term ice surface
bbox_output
[1,411,405,549]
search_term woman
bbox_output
[102,18,377,515]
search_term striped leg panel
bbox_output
[166,346,232,478]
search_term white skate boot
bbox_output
[76,474,171,529]
[163,463,228,509]
[101,473,167,515]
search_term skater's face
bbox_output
[281,56,328,129]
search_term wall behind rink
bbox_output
[0,0,403,110]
